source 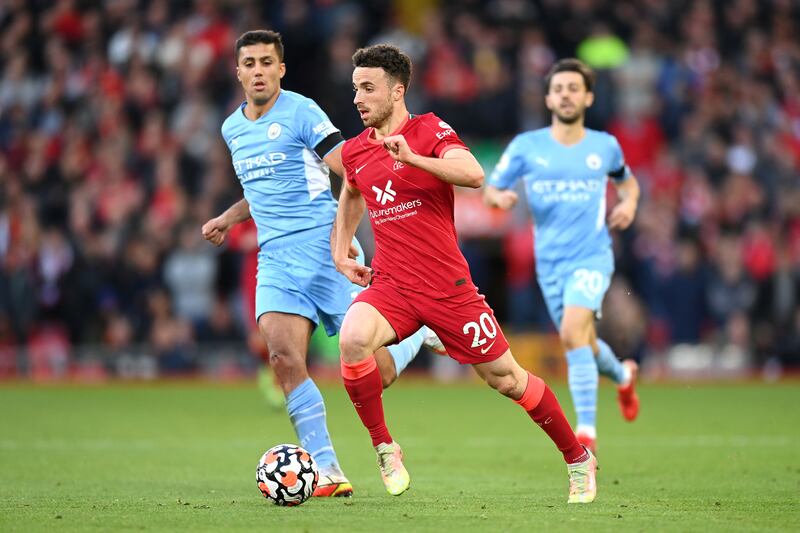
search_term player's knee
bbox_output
[494,378,518,398]
[268,349,302,372]
[487,373,519,398]
[338,331,373,363]
[559,325,587,351]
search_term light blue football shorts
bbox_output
[537,254,614,328]
[255,225,365,336]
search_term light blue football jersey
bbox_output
[489,127,630,273]
[221,90,343,248]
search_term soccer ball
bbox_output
[256,444,319,506]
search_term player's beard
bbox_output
[552,104,585,125]
[251,90,274,107]
[249,82,278,107]
[363,97,393,129]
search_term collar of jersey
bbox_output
[547,126,588,148]
[239,90,284,123]
[367,113,412,145]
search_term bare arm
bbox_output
[322,142,360,258]
[322,143,344,179]
[483,184,519,210]
[201,198,251,246]
[383,135,484,188]
[333,181,372,286]
[608,174,640,230]
[329,219,361,261]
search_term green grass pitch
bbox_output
[1,380,798,532]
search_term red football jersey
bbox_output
[342,113,475,299]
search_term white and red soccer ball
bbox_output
[256,444,318,506]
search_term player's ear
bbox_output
[585,90,594,108]
[544,92,554,112]
[279,62,286,79]
[393,83,405,101]
[236,66,241,83]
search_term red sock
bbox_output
[341,355,392,446]
[515,372,588,464]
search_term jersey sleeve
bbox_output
[607,134,631,183]
[297,99,344,157]
[220,119,232,150]
[488,136,527,190]
[420,114,468,158]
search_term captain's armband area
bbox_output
[608,165,629,181]
[314,132,345,159]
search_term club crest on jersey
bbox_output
[393,160,405,171]
[586,153,602,170]
[372,180,396,205]
[438,120,452,129]
[267,123,282,140]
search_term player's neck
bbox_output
[372,105,409,139]
[243,89,281,121]
[550,120,586,146]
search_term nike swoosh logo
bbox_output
[355,164,368,174]
[480,340,496,354]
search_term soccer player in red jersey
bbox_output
[332,44,598,504]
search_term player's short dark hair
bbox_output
[352,44,412,89]
[235,30,284,63]
[545,58,595,92]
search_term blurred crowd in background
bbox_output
[1,0,799,380]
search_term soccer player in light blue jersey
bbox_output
[484,58,641,455]
[201,30,441,497]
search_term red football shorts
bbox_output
[352,280,509,364]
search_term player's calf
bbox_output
[374,347,398,389]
